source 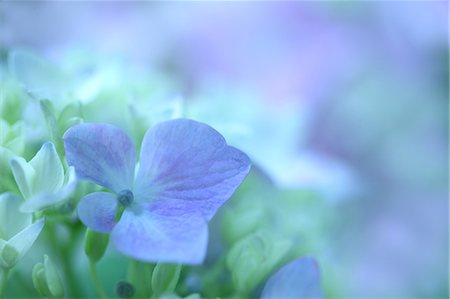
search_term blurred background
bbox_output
[1,1,448,298]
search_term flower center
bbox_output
[117,189,134,207]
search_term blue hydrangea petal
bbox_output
[63,123,136,192]
[261,257,323,299]
[134,118,251,220]
[77,192,118,233]
[111,199,208,264]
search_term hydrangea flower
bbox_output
[261,257,323,299]
[10,142,76,212]
[63,118,251,264]
[0,193,45,269]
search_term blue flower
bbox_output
[63,119,251,264]
[261,257,323,299]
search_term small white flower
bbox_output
[10,142,76,212]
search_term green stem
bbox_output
[60,244,81,298]
[0,267,9,299]
[89,261,108,299]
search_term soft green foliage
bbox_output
[9,50,70,101]
[0,120,25,155]
[0,79,28,124]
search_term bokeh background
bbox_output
[1,1,448,298]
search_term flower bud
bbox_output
[0,242,19,269]
[84,228,109,263]
[32,262,50,297]
[116,280,135,298]
[32,255,64,298]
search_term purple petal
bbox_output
[261,257,323,299]
[111,199,208,264]
[63,123,136,192]
[134,119,251,220]
[77,192,118,233]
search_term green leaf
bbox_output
[57,101,83,132]
[151,263,182,297]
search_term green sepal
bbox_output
[115,204,126,221]
[32,255,64,298]
[44,255,64,298]
[151,263,182,297]
[32,262,51,297]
